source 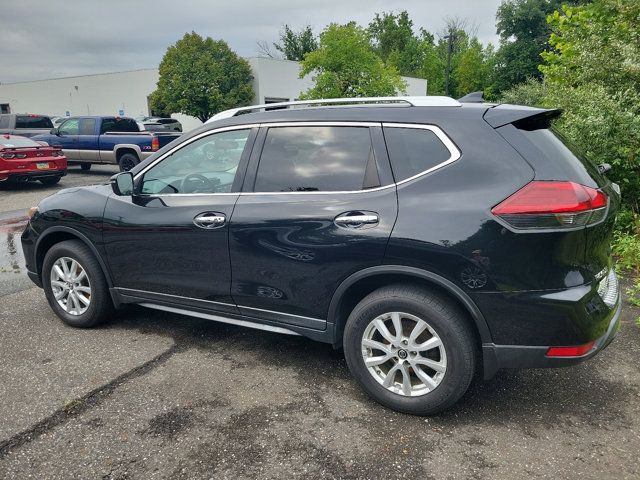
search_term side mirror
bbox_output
[50,127,59,135]
[110,172,134,196]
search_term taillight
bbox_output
[15,153,27,159]
[492,181,608,230]
[52,150,64,157]
[151,137,160,151]
[2,153,15,159]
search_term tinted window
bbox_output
[254,126,375,192]
[15,115,53,129]
[59,118,80,135]
[102,118,139,133]
[383,127,451,182]
[79,118,97,135]
[0,137,40,148]
[141,129,251,194]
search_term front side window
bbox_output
[59,118,80,135]
[253,126,376,192]
[383,127,452,182]
[141,129,251,194]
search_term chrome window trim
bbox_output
[134,121,461,197]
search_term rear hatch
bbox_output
[486,106,620,286]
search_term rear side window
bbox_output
[254,126,377,192]
[79,118,96,135]
[383,127,452,182]
[15,115,53,129]
[102,118,139,133]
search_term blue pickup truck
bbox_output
[32,116,181,171]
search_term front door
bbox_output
[103,127,257,314]
[229,124,398,330]
[54,118,80,159]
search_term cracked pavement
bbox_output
[0,166,639,479]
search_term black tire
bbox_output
[80,163,92,171]
[343,284,476,416]
[42,240,114,328]
[39,176,61,186]
[118,152,139,172]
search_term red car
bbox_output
[0,134,67,185]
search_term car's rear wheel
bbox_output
[343,285,476,415]
[39,177,61,186]
[118,153,139,172]
[42,240,113,328]
[80,163,92,171]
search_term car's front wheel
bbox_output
[343,285,476,415]
[42,240,113,328]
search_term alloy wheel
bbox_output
[361,312,447,397]
[50,256,92,316]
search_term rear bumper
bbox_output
[482,296,622,378]
[0,169,66,182]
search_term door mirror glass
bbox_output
[110,172,134,196]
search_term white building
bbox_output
[0,57,428,132]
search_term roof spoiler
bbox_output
[458,91,484,103]
[483,104,562,128]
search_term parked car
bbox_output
[0,114,54,138]
[0,134,66,185]
[21,96,621,415]
[146,117,182,132]
[32,116,181,171]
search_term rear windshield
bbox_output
[15,115,53,129]
[505,122,608,188]
[0,137,41,148]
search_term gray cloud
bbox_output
[0,0,502,83]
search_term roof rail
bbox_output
[206,96,461,123]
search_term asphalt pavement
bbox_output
[0,166,638,479]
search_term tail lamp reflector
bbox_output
[492,181,608,230]
[546,341,595,357]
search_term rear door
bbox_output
[228,122,397,330]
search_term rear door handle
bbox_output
[334,212,379,229]
[193,212,226,229]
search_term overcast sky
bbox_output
[0,0,503,84]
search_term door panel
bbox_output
[103,193,239,313]
[55,118,81,159]
[229,190,397,325]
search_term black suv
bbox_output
[21,97,622,415]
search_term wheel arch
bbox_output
[114,145,141,162]
[35,226,114,289]
[328,265,492,347]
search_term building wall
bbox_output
[0,58,428,133]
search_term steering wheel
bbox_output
[180,173,216,193]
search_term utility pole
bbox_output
[444,31,457,96]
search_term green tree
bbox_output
[299,23,407,99]
[150,32,254,122]
[273,25,318,61]
[368,11,422,76]
[491,0,566,94]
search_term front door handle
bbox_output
[194,212,226,229]
[334,212,379,229]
